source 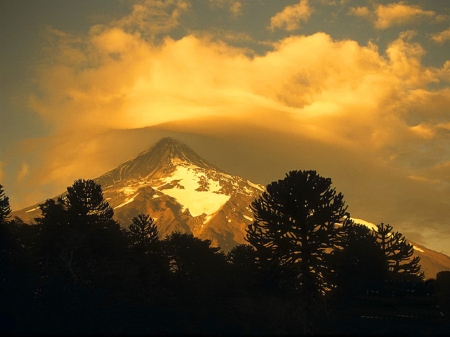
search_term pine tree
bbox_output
[329,223,387,297]
[59,179,115,228]
[246,170,351,332]
[374,223,424,281]
[0,185,14,265]
[0,184,11,224]
[128,214,159,254]
[35,179,125,284]
[246,170,350,294]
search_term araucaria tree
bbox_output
[59,179,116,229]
[0,184,11,225]
[36,179,124,284]
[246,170,351,300]
[128,214,159,254]
[374,223,423,281]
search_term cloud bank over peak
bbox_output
[24,19,450,199]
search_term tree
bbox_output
[0,184,11,225]
[0,184,14,267]
[35,179,125,284]
[246,170,350,293]
[246,170,351,332]
[162,232,229,296]
[374,223,424,281]
[128,214,159,254]
[58,179,115,229]
[126,214,166,291]
[163,232,222,278]
[328,223,387,298]
[227,244,257,269]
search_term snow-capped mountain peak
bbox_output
[95,137,264,250]
[98,137,222,187]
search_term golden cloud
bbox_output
[431,28,450,44]
[16,163,29,183]
[349,2,438,29]
[209,0,242,17]
[348,6,370,18]
[114,0,190,35]
[375,2,436,29]
[318,0,350,5]
[0,161,5,183]
[269,0,313,31]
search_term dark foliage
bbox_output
[0,175,446,335]
[0,184,11,224]
[128,213,159,252]
[245,170,353,332]
[329,223,387,297]
[246,170,350,293]
[34,179,126,285]
[374,223,424,282]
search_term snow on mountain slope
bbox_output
[96,137,264,251]
[157,165,230,217]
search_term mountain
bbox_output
[15,137,264,251]
[12,137,450,278]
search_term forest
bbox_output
[1,170,449,335]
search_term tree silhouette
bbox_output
[328,223,387,298]
[162,232,229,297]
[0,184,12,271]
[59,179,115,229]
[126,214,166,292]
[35,179,125,284]
[374,223,424,281]
[128,214,159,254]
[0,184,11,225]
[163,232,222,278]
[246,170,351,332]
[227,244,257,270]
[0,185,18,273]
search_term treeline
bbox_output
[1,171,449,335]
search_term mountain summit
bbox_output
[97,137,221,188]
[94,137,265,251]
[16,137,264,250]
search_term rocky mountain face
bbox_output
[99,137,265,251]
[16,137,263,251]
[12,137,450,278]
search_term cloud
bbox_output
[114,0,190,35]
[27,24,448,189]
[375,2,435,29]
[16,163,29,182]
[209,0,242,17]
[269,0,313,31]
[349,2,437,29]
[0,161,5,182]
[348,6,370,18]
[431,28,450,44]
[318,0,349,5]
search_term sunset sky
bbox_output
[1,0,449,254]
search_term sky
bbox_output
[1,0,449,254]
